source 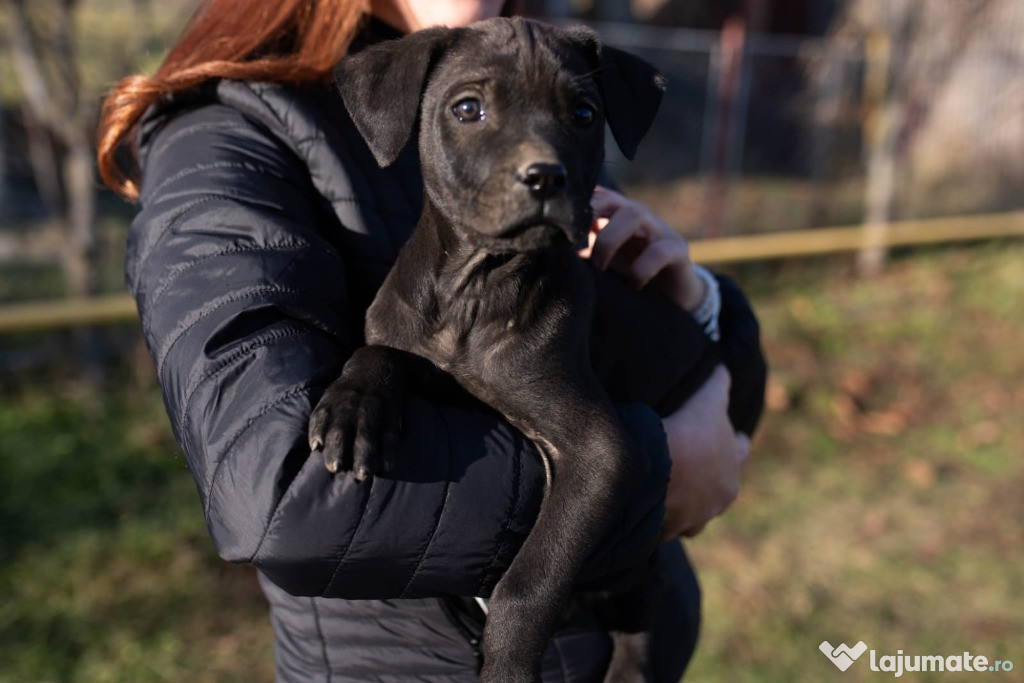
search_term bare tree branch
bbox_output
[4,0,97,302]
[51,0,83,116]
[3,0,80,145]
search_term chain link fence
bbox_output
[588,7,1024,241]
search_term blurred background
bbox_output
[0,0,1021,680]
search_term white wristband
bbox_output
[691,264,721,341]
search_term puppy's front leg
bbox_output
[479,393,639,683]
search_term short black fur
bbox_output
[313,17,717,682]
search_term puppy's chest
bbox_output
[426,270,585,374]
[368,241,594,381]
[425,276,553,367]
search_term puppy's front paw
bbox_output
[308,345,406,480]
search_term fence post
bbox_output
[859,30,895,276]
[703,16,747,239]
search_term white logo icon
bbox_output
[820,641,868,671]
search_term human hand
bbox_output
[659,364,750,540]
[582,186,706,311]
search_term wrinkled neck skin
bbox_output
[426,201,525,303]
[423,196,579,325]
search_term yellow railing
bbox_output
[2,210,1023,334]
[690,210,1024,264]
[0,294,138,334]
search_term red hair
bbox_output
[98,0,524,201]
[97,0,369,200]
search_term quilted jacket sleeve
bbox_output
[127,101,671,600]
[717,273,767,437]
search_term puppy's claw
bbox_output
[310,346,409,480]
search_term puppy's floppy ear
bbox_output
[568,27,666,160]
[334,27,456,167]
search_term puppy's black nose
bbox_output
[516,163,568,199]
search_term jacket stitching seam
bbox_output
[139,187,299,280]
[136,195,219,277]
[154,284,299,376]
[149,158,285,198]
[476,430,524,597]
[150,241,311,306]
[245,84,326,177]
[397,403,453,599]
[310,597,332,682]
[246,376,337,565]
[149,119,256,166]
[177,326,312,428]
[203,382,312,521]
[319,475,375,597]
[552,636,570,683]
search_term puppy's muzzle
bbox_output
[503,161,583,249]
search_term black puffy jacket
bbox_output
[127,26,764,682]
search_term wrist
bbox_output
[689,265,721,341]
[680,265,707,311]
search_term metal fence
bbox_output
[586,18,1024,240]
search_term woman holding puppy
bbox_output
[98,0,764,680]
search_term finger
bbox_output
[627,236,690,290]
[710,364,732,404]
[577,217,607,259]
[591,187,680,268]
[590,185,629,216]
[681,521,708,538]
[590,203,650,270]
[589,187,643,266]
[592,188,673,239]
[722,478,741,508]
[736,433,751,465]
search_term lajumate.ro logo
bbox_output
[820,641,1015,677]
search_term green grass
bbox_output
[686,242,1024,681]
[1,242,1021,681]
[0,384,273,682]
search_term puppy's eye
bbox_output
[453,97,485,123]
[572,104,596,128]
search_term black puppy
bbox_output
[311,17,717,682]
